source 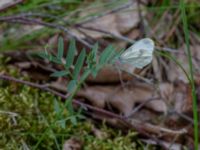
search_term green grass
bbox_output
[0,0,130,51]
[180,1,199,150]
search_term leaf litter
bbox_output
[0,0,200,149]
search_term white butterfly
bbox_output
[119,38,154,69]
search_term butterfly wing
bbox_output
[119,38,154,68]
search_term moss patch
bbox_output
[0,64,156,149]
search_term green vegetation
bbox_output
[0,64,149,150]
[180,1,198,149]
[0,0,127,51]
[38,36,119,127]
[1,0,200,149]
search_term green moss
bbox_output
[0,63,157,149]
[0,80,141,149]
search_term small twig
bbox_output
[141,139,182,150]
[131,118,187,136]
[0,14,184,54]
[169,110,200,125]
[0,110,18,117]
[0,15,92,49]
[155,46,182,53]
[0,0,24,12]
[136,0,145,37]
[164,10,181,42]
[17,12,62,20]
[75,25,134,43]
[75,1,133,25]
[76,24,182,54]
[0,74,125,121]
[0,74,187,138]
[21,140,30,150]
[151,9,169,36]
[0,110,18,125]
[126,97,161,118]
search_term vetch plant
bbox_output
[39,37,155,128]
[39,37,119,127]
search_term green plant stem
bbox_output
[34,69,91,148]
[180,1,199,149]
[65,69,91,108]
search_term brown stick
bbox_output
[0,15,92,49]
[0,0,24,12]
[0,13,182,53]
[0,73,187,137]
[75,1,133,25]
[0,74,125,120]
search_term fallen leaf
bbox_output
[78,81,167,116]
[141,139,182,150]
[72,1,142,39]
[91,127,108,140]
[167,45,200,83]
[0,0,12,7]
[86,65,133,83]
[171,81,194,114]
[63,138,83,150]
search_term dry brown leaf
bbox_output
[15,62,32,69]
[49,78,68,93]
[72,1,141,39]
[126,29,141,41]
[152,56,162,81]
[91,113,131,129]
[141,139,182,150]
[157,82,194,114]
[78,85,111,109]
[158,82,174,102]
[63,138,83,150]
[86,65,133,83]
[50,77,194,117]
[91,127,108,140]
[172,82,193,114]
[78,81,167,116]
[115,4,141,34]
[167,45,200,83]
[0,0,18,9]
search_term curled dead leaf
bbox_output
[78,81,168,116]
[71,1,142,39]
[167,45,200,83]
[87,65,132,83]
[91,127,108,140]
[63,138,83,150]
